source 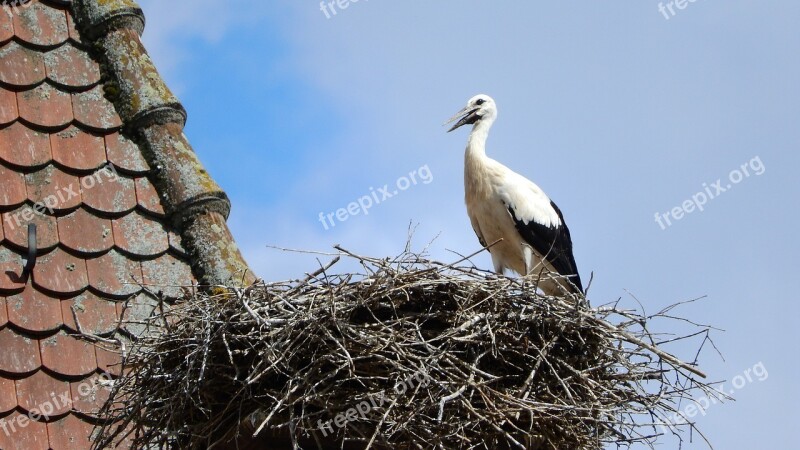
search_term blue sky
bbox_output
[138,1,799,447]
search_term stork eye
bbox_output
[475,99,486,105]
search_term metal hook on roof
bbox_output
[21,223,37,282]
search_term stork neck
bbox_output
[465,120,492,160]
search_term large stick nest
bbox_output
[96,247,719,450]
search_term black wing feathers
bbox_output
[506,201,583,293]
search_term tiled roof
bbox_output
[0,0,255,448]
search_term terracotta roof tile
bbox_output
[17,83,73,129]
[51,125,106,172]
[32,247,89,296]
[81,171,136,214]
[0,411,50,450]
[86,249,143,298]
[113,210,169,257]
[0,122,53,169]
[65,9,81,43]
[2,204,59,252]
[95,343,122,377]
[0,328,42,375]
[15,369,72,416]
[39,331,98,377]
[0,88,18,125]
[58,208,113,254]
[0,1,254,448]
[0,248,26,294]
[46,413,96,450]
[12,2,69,48]
[0,163,27,208]
[105,132,151,174]
[135,176,164,216]
[0,296,7,327]
[119,292,160,337]
[72,84,123,131]
[111,426,137,450]
[0,8,13,44]
[24,165,81,212]
[80,165,123,193]
[44,41,102,88]
[168,230,188,257]
[5,286,63,334]
[62,291,119,336]
[0,376,16,414]
[142,252,196,299]
[0,41,46,87]
[70,372,112,418]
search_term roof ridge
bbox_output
[70,0,256,286]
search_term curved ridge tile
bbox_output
[2,204,59,252]
[87,27,182,126]
[5,286,63,334]
[58,207,113,254]
[44,41,101,88]
[0,411,50,450]
[17,82,73,128]
[0,376,15,414]
[0,122,52,169]
[73,0,145,32]
[142,252,195,299]
[70,372,112,418]
[104,131,150,174]
[112,211,169,257]
[0,163,27,208]
[24,164,81,211]
[15,369,72,416]
[62,290,119,336]
[46,413,96,450]
[0,88,18,125]
[72,84,123,131]
[39,331,98,377]
[0,328,42,375]
[81,170,135,214]
[32,247,89,295]
[50,125,106,172]
[0,8,13,44]
[139,122,226,216]
[135,176,164,216]
[12,1,69,48]
[86,249,142,298]
[0,41,46,87]
[183,211,253,285]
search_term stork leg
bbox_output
[520,246,535,292]
[490,253,504,276]
[522,246,534,275]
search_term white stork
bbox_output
[446,94,583,296]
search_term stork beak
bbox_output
[444,106,480,132]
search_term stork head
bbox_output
[445,94,497,132]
